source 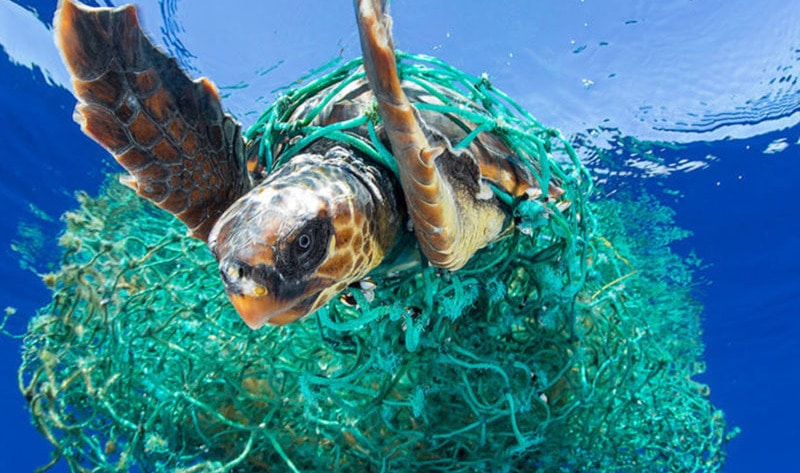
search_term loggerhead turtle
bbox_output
[55,0,566,329]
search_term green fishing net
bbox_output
[15,54,734,472]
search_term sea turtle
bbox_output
[55,0,565,328]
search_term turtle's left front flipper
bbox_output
[55,0,251,241]
[355,0,507,271]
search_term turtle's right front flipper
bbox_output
[55,0,251,241]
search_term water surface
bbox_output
[1,1,798,471]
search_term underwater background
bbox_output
[0,0,798,471]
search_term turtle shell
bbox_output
[251,68,562,207]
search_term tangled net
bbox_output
[16,54,734,472]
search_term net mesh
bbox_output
[14,53,734,472]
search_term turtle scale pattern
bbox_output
[56,0,567,327]
[57,0,251,241]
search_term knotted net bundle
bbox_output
[16,53,734,472]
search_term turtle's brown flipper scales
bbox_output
[355,0,505,270]
[55,0,250,241]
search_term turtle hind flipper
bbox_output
[55,0,251,241]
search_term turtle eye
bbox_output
[276,216,333,279]
[296,233,312,251]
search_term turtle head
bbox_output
[207,152,396,329]
[208,185,340,328]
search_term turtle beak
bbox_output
[226,292,286,329]
[225,289,324,328]
[216,254,330,328]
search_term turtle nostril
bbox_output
[220,266,235,285]
[220,260,251,285]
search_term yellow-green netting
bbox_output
[15,53,734,472]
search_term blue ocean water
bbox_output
[0,0,798,471]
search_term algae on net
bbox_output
[16,183,733,472]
